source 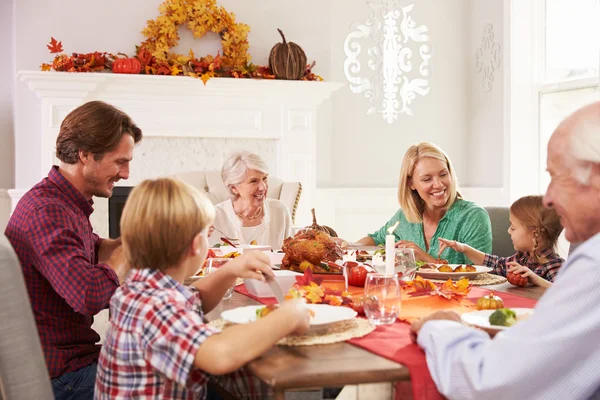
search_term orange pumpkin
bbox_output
[112,57,141,74]
[476,292,504,310]
[507,271,529,287]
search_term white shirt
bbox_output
[417,232,600,400]
[209,198,293,250]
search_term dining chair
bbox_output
[0,235,53,400]
[484,207,515,258]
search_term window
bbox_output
[536,0,600,191]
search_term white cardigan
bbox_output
[209,198,293,250]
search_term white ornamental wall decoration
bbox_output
[344,1,432,123]
[475,23,501,93]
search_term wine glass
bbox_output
[395,248,417,281]
[363,273,401,325]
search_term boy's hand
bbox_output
[277,299,311,335]
[437,238,466,257]
[225,251,274,282]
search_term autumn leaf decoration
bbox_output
[47,37,63,53]
[285,269,352,307]
[39,0,324,83]
[405,276,471,300]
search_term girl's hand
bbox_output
[395,240,429,261]
[507,262,550,287]
[437,238,466,257]
[225,251,274,281]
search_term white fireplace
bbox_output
[15,71,343,236]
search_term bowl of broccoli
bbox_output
[461,307,534,337]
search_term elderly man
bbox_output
[410,101,600,399]
[5,101,142,399]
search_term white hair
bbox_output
[221,151,269,199]
[567,95,600,184]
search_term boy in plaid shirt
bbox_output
[95,178,310,399]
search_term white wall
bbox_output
[467,0,505,189]
[0,0,15,231]
[10,0,513,238]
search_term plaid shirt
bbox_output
[4,166,119,378]
[95,268,219,399]
[483,248,565,282]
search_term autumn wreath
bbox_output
[41,0,322,83]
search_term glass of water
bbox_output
[394,248,417,282]
[208,258,235,300]
[363,273,401,325]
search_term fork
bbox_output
[212,226,238,243]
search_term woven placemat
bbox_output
[429,273,507,286]
[207,317,376,346]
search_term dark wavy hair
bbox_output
[56,101,142,163]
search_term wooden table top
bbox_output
[205,282,546,391]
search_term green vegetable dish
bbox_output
[489,308,517,327]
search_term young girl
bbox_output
[438,195,564,288]
[95,178,310,399]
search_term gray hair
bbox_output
[221,151,269,199]
[567,97,600,184]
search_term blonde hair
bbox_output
[221,151,269,199]
[398,142,461,223]
[510,195,563,264]
[120,178,215,271]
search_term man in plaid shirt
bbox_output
[95,178,311,399]
[5,101,142,400]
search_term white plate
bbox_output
[221,304,357,326]
[461,308,534,336]
[416,264,492,279]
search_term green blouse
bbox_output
[368,199,492,264]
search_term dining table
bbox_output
[204,278,547,400]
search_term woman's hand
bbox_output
[410,310,462,343]
[224,251,274,281]
[207,225,215,238]
[395,240,429,261]
[437,238,466,256]
[507,262,551,288]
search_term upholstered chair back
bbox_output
[171,170,302,223]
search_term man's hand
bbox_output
[106,245,130,284]
[410,310,462,343]
[98,238,122,264]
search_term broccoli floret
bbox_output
[489,308,517,327]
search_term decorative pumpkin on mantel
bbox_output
[112,56,141,74]
[269,29,307,80]
[305,208,338,238]
[476,292,504,310]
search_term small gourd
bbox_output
[268,29,307,80]
[507,271,529,287]
[305,208,338,237]
[112,55,141,74]
[476,292,504,310]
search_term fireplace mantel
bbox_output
[16,71,344,231]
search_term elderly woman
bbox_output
[355,142,492,264]
[209,151,293,250]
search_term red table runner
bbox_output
[234,284,538,400]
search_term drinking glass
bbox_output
[208,258,235,300]
[342,261,359,291]
[394,248,417,282]
[363,273,401,325]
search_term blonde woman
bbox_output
[355,142,492,264]
[210,151,293,249]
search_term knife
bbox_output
[265,275,285,304]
